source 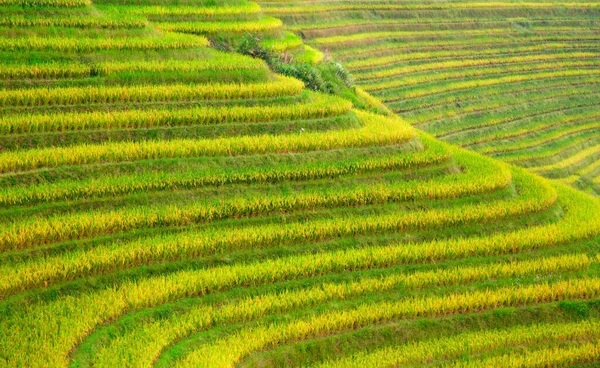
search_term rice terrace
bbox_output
[0,0,599,365]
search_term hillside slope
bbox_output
[0,0,599,367]
[265,0,600,195]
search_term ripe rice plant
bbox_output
[156,17,283,35]
[336,36,600,61]
[0,110,413,173]
[449,343,600,368]
[0,168,554,283]
[121,3,261,16]
[0,183,597,366]
[172,277,600,367]
[363,67,600,93]
[320,319,600,367]
[0,15,148,28]
[533,143,600,175]
[313,27,599,47]
[0,55,266,79]
[0,33,208,52]
[0,0,89,6]
[0,75,304,107]
[2,0,600,366]
[88,254,596,367]
[0,91,346,134]
[0,139,449,206]
[355,52,598,81]
[345,43,599,69]
[263,2,600,15]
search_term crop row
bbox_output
[119,3,261,16]
[354,52,597,81]
[0,75,304,107]
[363,63,600,94]
[513,131,600,165]
[0,55,267,79]
[393,76,600,113]
[291,16,599,35]
[503,131,600,164]
[454,105,600,147]
[426,96,600,138]
[345,42,599,69]
[87,254,595,367]
[0,15,148,29]
[312,27,597,48]
[0,90,345,134]
[407,84,598,129]
[397,77,599,116]
[293,18,599,40]
[0,146,494,253]
[0,33,209,52]
[320,319,600,367]
[0,0,88,6]
[453,343,600,367]
[0,167,553,291]
[334,36,600,61]
[263,2,600,15]
[0,110,413,173]
[481,122,600,155]
[0,183,596,367]
[576,157,600,178]
[314,28,519,47]
[371,68,600,102]
[0,137,448,206]
[533,143,600,175]
[173,276,600,367]
[156,17,283,35]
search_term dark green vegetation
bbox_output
[0,0,599,367]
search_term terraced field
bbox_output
[267,0,600,195]
[1,0,600,367]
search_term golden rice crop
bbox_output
[320,319,600,367]
[356,52,598,81]
[0,55,266,79]
[0,15,147,28]
[263,3,600,15]
[0,185,597,366]
[172,277,600,367]
[156,17,283,35]
[450,343,600,367]
[0,90,345,134]
[533,143,600,174]
[124,3,261,16]
[0,33,208,52]
[345,43,598,69]
[362,66,600,93]
[89,254,595,367]
[0,75,303,107]
[0,168,551,282]
[0,110,412,173]
[0,138,449,206]
[0,0,88,6]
